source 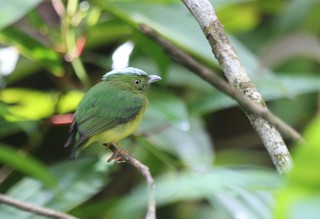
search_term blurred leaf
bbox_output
[275,116,320,219]
[103,1,217,67]
[214,149,271,167]
[0,89,85,121]
[260,73,320,98]
[260,33,320,69]
[0,28,63,77]
[270,94,316,127]
[0,157,112,218]
[5,57,40,84]
[140,89,215,171]
[0,143,57,188]
[210,0,254,8]
[26,9,46,31]
[0,120,38,138]
[0,88,56,121]
[190,73,320,115]
[143,117,213,172]
[209,189,273,219]
[133,31,170,78]
[216,4,260,33]
[276,0,318,32]
[107,168,280,218]
[56,90,83,114]
[189,91,234,115]
[166,63,213,93]
[146,90,190,131]
[0,101,10,117]
[0,0,42,30]
[86,20,132,48]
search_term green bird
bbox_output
[65,67,161,159]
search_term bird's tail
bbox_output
[64,120,77,147]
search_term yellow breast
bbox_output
[84,102,147,148]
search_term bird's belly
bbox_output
[86,107,146,146]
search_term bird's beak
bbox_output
[148,75,161,84]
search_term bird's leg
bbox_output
[103,143,129,163]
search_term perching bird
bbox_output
[64,67,161,159]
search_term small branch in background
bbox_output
[139,24,302,143]
[106,143,156,219]
[0,194,78,219]
[140,21,297,174]
[180,0,294,174]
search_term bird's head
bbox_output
[102,67,161,92]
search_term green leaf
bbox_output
[5,57,40,84]
[107,168,280,218]
[208,188,273,219]
[0,144,57,188]
[86,20,132,48]
[0,28,63,77]
[190,73,320,115]
[0,88,56,121]
[189,91,234,115]
[215,3,260,33]
[146,90,190,131]
[56,90,83,114]
[143,117,214,172]
[0,157,112,218]
[276,0,318,32]
[0,88,86,121]
[0,120,38,138]
[166,63,213,93]
[138,90,213,172]
[0,0,42,30]
[275,117,320,219]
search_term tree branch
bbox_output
[179,0,295,174]
[140,17,296,174]
[139,24,302,143]
[106,143,156,219]
[0,193,78,219]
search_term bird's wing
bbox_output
[64,83,145,158]
[75,90,145,138]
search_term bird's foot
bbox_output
[103,143,128,163]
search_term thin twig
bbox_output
[107,143,156,219]
[140,20,296,174]
[139,24,302,142]
[0,193,78,219]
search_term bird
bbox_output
[64,67,161,160]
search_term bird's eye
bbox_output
[134,79,141,85]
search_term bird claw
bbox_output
[103,143,128,163]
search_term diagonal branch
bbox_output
[0,193,78,219]
[139,24,302,143]
[179,0,295,174]
[140,20,296,174]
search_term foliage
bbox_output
[275,117,320,219]
[0,0,319,218]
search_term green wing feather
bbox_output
[65,81,145,158]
